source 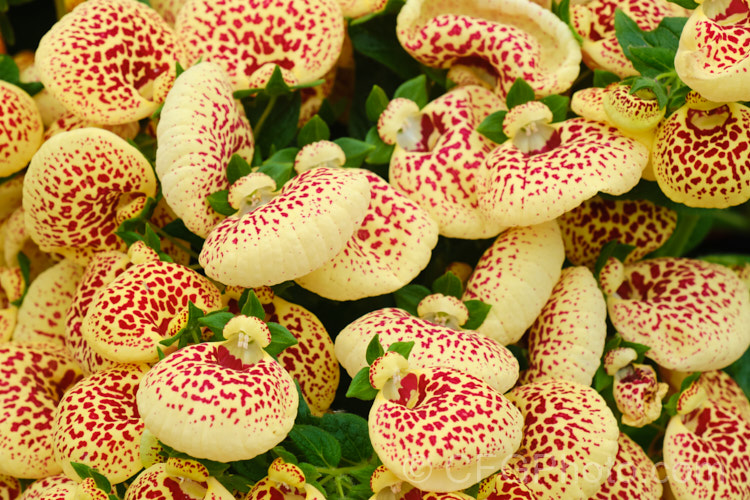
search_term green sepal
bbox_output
[364,126,394,165]
[9,251,30,307]
[394,74,428,109]
[505,78,536,110]
[431,271,463,299]
[462,300,492,330]
[334,137,375,168]
[387,341,414,360]
[346,366,378,400]
[365,85,390,122]
[226,154,253,184]
[207,190,236,217]
[393,283,431,316]
[477,110,509,144]
[540,95,570,123]
[297,115,331,147]
[288,425,342,468]
[265,322,298,357]
[365,334,385,365]
[663,371,702,416]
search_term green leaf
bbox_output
[197,311,235,338]
[243,92,301,157]
[593,365,613,392]
[726,346,750,400]
[0,54,20,83]
[296,462,322,483]
[115,230,142,247]
[477,110,509,144]
[348,14,421,80]
[365,334,385,365]
[629,76,668,109]
[663,371,702,416]
[318,413,374,464]
[266,322,298,357]
[288,425,342,468]
[240,289,266,320]
[346,483,376,500]
[700,254,750,267]
[257,162,295,190]
[667,0,699,9]
[387,341,414,360]
[232,454,273,482]
[215,474,253,494]
[346,366,378,400]
[265,65,293,97]
[207,190,236,216]
[593,240,636,282]
[364,126,395,165]
[431,271,463,298]
[143,224,162,254]
[629,46,675,74]
[539,95,570,123]
[593,69,621,88]
[297,115,331,147]
[551,0,584,44]
[70,463,112,493]
[462,300,492,330]
[273,446,299,464]
[394,74,428,109]
[366,85,390,122]
[393,283,431,316]
[10,251,29,307]
[294,380,315,425]
[505,78,536,109]
[226,154,253,184]
[157,346,166,361]
[334,137,375,168]
[161,218,205,254]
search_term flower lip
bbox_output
[0,81,44,178]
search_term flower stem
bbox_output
[253,95,278,138]
[152,226,201,261]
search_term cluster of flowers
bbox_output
[1,0,750,498]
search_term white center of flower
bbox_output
[396,114,424,151]
[420,311,461,330]
[512,120,555,154]
[239,187,276,216]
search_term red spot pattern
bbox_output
[0,343,83,478]
[477,118,648,227]
[199,167,371,288]
[664,402,750,499]
[652,103,750,208]
[82,260,222,363]
[397,2,580,98]
[262,295,339,415]
[608,257,750,371]
[65,251,131,375]
[521,267,606,387]
[388,86,507,239]
[502,380,620,498]
[0,81,43,177]
[462,222,564,345]
[335,307,519,393]
[43,111,140,142]
[136,342,297,462]
[590,433,662,499]
[0,474,20,500]
[23,128,157,263]
[612,364,666,427]
[369,366,523,491]
[124,463,204,500]
[156,62,255,238]
[15,475,78,500]
[52,364,149,483]
[295,170,438,300]
[558,197,677,268]
[35,0,185,125]
[176,0,344,89]
[698,370,750,419]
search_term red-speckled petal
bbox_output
[0,343,83,478]
[557,197,677,268]
[35,0,186,125]
[23,128,157,265]
[53,363,150,483]
[12,259,83,344]
[136,342,298,462]
[295,170,438,300]
[82,260,222,364]
[176,0,344,90]
[0,474,20,500]
[521,266,606,386]
[571,0,689,77]
[607,258,750,371]
[478,118,648,227]
[590,433,662,499]
[664,401,750,499]
[397,0,581,98]
[675,0,750,102]
[259,289,339,416]
[369,366,524,492]
[698,370,750,419]
[387,86,507,239]
[462,222,565,345]
[43,111,140,142]
[156,62,254,238]
[501,380,620,498]
[199,167,370,288]
[335,308,519,393]
[612,363,668,428]
[652,102,750,208]
[246,476,326,500]
[337,0,387,18]
[124,463,233,500]
[19,475,77,500]
[150,0,186,25]
[0,175,23,223]
[66,251,131,375]
[0,81,43,178]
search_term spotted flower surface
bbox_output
[557,197,677,268]
[602,257,750,371]
[397,0,581,98]
[383,86,507,239]
[0,81,43,178]
[23,128,157,264]
[176,0,345,90]
[590,433,662,499]
[35,0,185,125]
